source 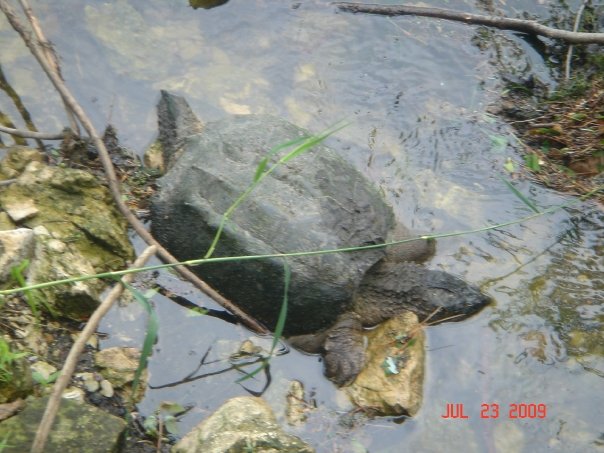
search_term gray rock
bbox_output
[172,396,314,453]
[95,347,143,388]
[30,361,57,383]
[0,146,43,179]
[0,149,135,320]
[99,380,114,398]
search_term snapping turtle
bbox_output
[151,91,491,385]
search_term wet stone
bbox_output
[173,396,314,453]
[0,396,125,452]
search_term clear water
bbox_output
[1,1,601,452]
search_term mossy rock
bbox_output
[0,396,126,452]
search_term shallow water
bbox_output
[1,1,602,452]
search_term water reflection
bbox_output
[1,0,601,451]
[190,0,230,9]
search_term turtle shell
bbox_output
[151,92,394,335]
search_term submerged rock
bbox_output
[346,311,424,416]
[285,380,312,426]
[173,396,313,453]
[95,347,147,401]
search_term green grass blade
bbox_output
[236,259,290,383]
[280,120,349,164]
[234,358,267,383]
[3,185,600,298]
[269,259,290,356]
[205,121,350,259]
[254,136,309,182]
[116,279,159,400]
[10,260,36,317]
[499,177,540,213]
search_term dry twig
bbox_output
[564,0,590,80]
[17,0,79,133]
[334,3,604,44]
[0,0,268,336]
[0,124,65,140]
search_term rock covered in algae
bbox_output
[345,311,425,416]
[0,147,134,320]
[0,147,133,272]
[0,396,126,452]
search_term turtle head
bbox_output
[399,265,492,323]
[355,261,492,325]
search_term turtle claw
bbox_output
[323,313,366,386]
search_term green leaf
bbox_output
[142,414,158,436]
[10,260,36,316]
[9,259,56,317]
[269,260,290,356]
[532,127,560,136]
[185,306,208,317]
[503,158,515,173]
[32,370,60,385]
[159,401,186,415]
[570,112,587,122]
[524,153,542,172]
[163,415,179,436]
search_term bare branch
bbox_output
[0,124,65,140]
[18,0,80,133]
[0,1,269,332]
[565,0,590,80]
[30,245,157,453]
[333,3,604,44]
[0,64,43,148]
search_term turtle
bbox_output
[150,91,491,386]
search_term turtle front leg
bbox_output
[323,313,367,386]
[287,313,367,387]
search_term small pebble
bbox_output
[99,379,114,398]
